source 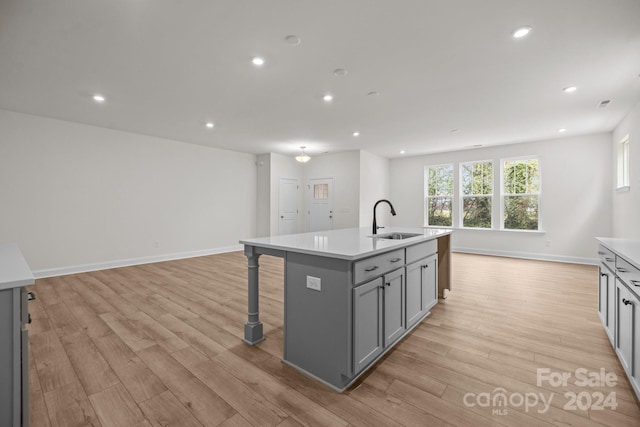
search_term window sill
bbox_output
[423,225,546,234]
[616,186,630,193]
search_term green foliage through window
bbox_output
[503,158,540,230]
[461,161,492,228]
[426,165,453,226]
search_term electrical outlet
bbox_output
[306,276,321,291]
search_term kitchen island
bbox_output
[239,227,452,391]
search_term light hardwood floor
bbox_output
[27,252,640,426]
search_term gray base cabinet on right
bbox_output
[596,239,640,402]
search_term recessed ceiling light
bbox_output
[92,94,105,103]
[558,128,567,133]
[400,150,406,154]
[450,129,460,133]
[512,26,532,38]
[323,94,333,102]
[367,91,379,97]
[334,68,347,77]
[352,131,360,137]
[251,56,265,66]
[284,35,301,45]
[563,86,577,93]
[205,122,215,129]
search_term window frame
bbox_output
[424,163,454,227]
[459,159,494,229]
[617,135,630,191]
[500,156,541,231]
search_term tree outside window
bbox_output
[502,158,540,230]
[425,165,453,226]
[461,161,493,228]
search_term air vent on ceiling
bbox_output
[598,100,611,108]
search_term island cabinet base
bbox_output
[283,240,438,391]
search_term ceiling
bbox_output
[1,0,639,159]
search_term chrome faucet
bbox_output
[372,199,397,234]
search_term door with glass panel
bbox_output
[308,178,334,232]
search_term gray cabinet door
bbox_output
[353,277,383,373]
[405,261,423,328]
[598,267,607,325]
[422,255,438,311]
[384,268,405,346]
[616,280,633,374]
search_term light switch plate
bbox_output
[306,276,321,291]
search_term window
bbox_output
[313,183,329,200]
[460,161,493,228]
[502,157,540,230]
[425,164,453,226]
[617,135,630,190]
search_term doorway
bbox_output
[308,177,334,232]
[278,178,298,235]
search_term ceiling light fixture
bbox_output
[512,26,532,38]
[558,128,567,133]
[334,68,347,77]
[323,94,333,102]
[205,122,215,129]
[563,86,577,93]
[367,91,379,97]
[352,131,360,137]
[92,94,105,103]
[295,146,311,163]
[400,150,406,154]
[251,56,265,66]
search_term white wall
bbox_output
[301,151,360,230]
[612,100,640,239]
[389,134,612,262]
[359,150,391,229]
[256,153,271,237]
[0,110,257,274]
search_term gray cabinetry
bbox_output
[353,277,383,373]
[406,253,438,329]
[383,268,405,346]
[596,238,640,402]
[615,279,634,374]
[598,257,615,343]
[0,244,34,427]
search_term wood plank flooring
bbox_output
[27,252,640,426]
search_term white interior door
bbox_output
[279,178,298,235]
[308,178,334,232]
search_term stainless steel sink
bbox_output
[371,232,422,240]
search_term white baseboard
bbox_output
[32,244,244,279]
[452,246,598,265]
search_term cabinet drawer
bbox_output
[615,257,640,296]
[406,240,437,265]
[599,245,616,272]
[354,249,405,285]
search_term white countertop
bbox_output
[0,243,35,290]
[597,237,640,271]
[240,227,451,260]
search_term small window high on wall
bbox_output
[617,135,630,191]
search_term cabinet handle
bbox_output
[422,264,429,269]
[386,282,391,287]
[631,280,640,287]
[27,292,36,301]
[28,313,32,324]
[605,258,614,262]
[617,268,628,273]
[364,266,379,272]
[390,258,402,263]
[622,298,633,306]
[600,273,607,277]
[598,251,606,255]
